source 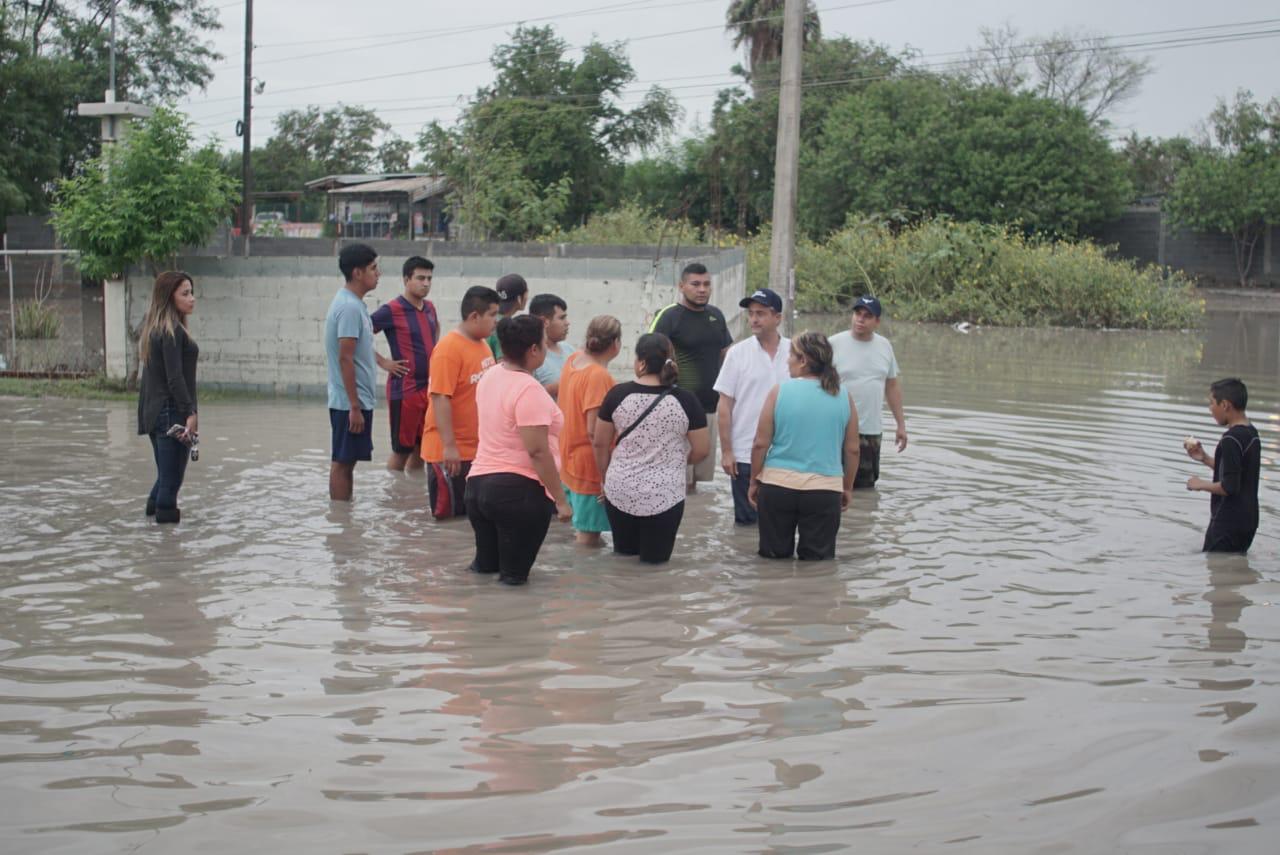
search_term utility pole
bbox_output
[767,0,803,337]
[241,0,254,257]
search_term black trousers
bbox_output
[1204,525,1256,553]
[604,500,685,564]
[757,483,842,560]
[466,473,554,585]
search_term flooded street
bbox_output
[2,308,1278,853]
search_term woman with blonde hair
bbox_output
[557,315,622,546]
[749,331,860,560]
[592,333,709,564]
[136,271,199,523]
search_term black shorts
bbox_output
[330,408,373,463]
[854,434,881,488]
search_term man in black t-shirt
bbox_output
[649,262,733,490]
[1185,378,1261,553]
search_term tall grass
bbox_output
[749,218,1202,330]
[15,300,62,339]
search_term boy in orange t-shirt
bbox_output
[421,286,499,518]
[557,315,623,545]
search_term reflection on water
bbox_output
[1,306,1278,853]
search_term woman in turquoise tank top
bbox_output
[748,331,860,560]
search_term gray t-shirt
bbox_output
[534,341,576,389]
[828,330,899,435]
[325,288,377,411]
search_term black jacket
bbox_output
[137,325,199,435]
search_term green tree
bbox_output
[1165,90,1280,286]
[222,105,407,221]
[51,107,238,279]
[0,1,222,220]
[1119,133,1195,198]
[248,104,393,191]
[706,37,910,235]
[799,76,1130,236]
[725,0,821,91]
[421,25,678,239]
[621,137,714,226]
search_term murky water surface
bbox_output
[2,308,1279,853]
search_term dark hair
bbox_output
[338,243,378,281]
[680,262,708,281]
[495,273,528,310]
[635,332,679,386]
[528,293,566,319]
[402,255,434,278]
[460,286,500,320]
[138,271,194,366]
[791,331,841,395]
[497,315,545,366]
[1210,378,1248,411]
[584,315,622,355]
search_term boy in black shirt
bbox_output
[1184,378,1261,553]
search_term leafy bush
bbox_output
[14,300,61,339]
[747,217,1201,329]
[546,201,705,246]
[51,107,238,279]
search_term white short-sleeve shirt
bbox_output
[828,330,899,435]
[713,335,791,463]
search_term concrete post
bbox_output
[103,277,130,380]
[767,0,804,338]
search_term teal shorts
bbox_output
[566,487,610,533]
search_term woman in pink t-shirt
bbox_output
[467,315,571,585]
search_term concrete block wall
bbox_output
[1093,207,1278,287]
[116,247,747,394]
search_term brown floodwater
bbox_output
[1,307,1278,853]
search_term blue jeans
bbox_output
[730,462,758,524]
[148,404,190,511]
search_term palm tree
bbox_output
[725,0,822,85]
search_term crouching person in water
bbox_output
[466,315,572,585]
[1185,378,1261,553]
[137,271,199,524]
[592,333,709,564]
[749,331,860,560]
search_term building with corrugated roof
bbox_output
[305,173,451,240]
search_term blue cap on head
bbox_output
[739,288,783,313]
[853,295,882,317]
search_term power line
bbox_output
[180,0,892,106]
[188,20,1280,133]
[255,0,678,49]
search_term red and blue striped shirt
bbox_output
[370,296,440,401]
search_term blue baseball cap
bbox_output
[739,288,783,313]
[853,295,882,317]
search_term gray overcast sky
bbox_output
[180,0,1280,151]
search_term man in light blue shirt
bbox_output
[529,293,574,399]
[325,243,381,500]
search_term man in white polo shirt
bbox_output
[829,295,907,488]
[713,288,791,524]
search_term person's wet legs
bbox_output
[795,490,841,560]
[730,462,758,525]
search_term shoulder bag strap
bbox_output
[616,388,673,445]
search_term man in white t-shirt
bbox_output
[713,288,791,524]
[829,295,907,488]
